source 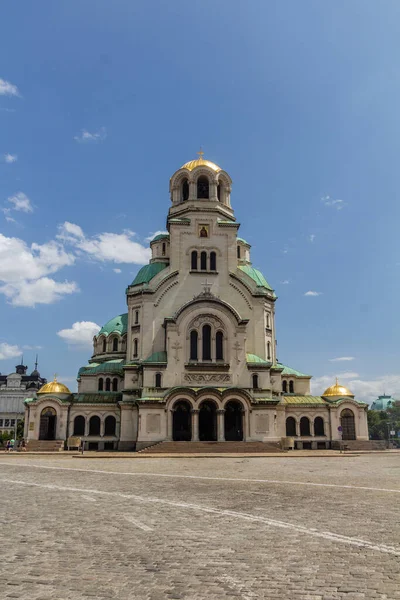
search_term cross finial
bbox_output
[53,373,57,382]
[335,377,338,386]
[202,278,211,294]
[197,147,204,159]
[35,354,38,370]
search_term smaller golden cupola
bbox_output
[322,378,354,398]
[37,376,71,395]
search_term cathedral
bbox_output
[24,155,369,450]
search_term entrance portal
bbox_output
[173,401,192,441]
[341,409,356,440]
[199,400,217,441]
[39,407,57,440]
[224,401,243,441]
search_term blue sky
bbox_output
[1,0,399,401]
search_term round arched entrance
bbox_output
[199,400,217,441]
[224,400,243,441]
[173,400,192,441]
[39,407,57,440]
[341,408,356,440]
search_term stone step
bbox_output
[26,440,64,452]
[139,441,284,454]
[331,440,388,451]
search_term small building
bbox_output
[0,360,47,436]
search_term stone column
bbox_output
[166,409,173,441]
[295,419,300,437]
[217,409,225,442]
[192,410,199,442]
[210,182,218,201]
[189,181,196,200]
[310,419,315,437]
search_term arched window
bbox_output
[98,378,104,392]
[237,245,241,259]
[162,242,166,256]
[210,251,216,271]
[197,176,209,199]
[314,416,325,436]
[135,310,139,324]
[112,378,118,392]
[282,380,287,393]
[112,337,118,352]
[286,416,296,437]
[267,342,271,360]
[266,313,270,328]
[216,331,223,360]
[191,251,198,270]
[289,380,294,393]
[341,409,356,440]
[217,183,221,200]
[133,339,138,358]
[155,373,162,388]
[73,415,85,436]
[182,178,189,201]
[300,416,311,436]
[89,415,101,436]
[102,339,107,353]
[202,324,211,360]
[252,373,259,389]
[190,330,198,361]
[200,251,207,271]
[105,378,111,391]
[104,415,116,436]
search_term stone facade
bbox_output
[24,156,369,450]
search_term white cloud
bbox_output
[113,268,122,274]
[308,234,315,243]
[304,291,322,296]
[321,195,345,210]
[7,192,33,213]
[0,342,21,360]
[311,373,400,404]
[57,321,100,348]
[145,230,169,243]
[1,277,78,307]
[280,280,290,285]
[3,153,17,164]
[0,78,20,97]
[0,233,77,307]
[74,128,107,143]
[329,356,355,362]
[58,221,151,265]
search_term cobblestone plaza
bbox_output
[0,453,399,599]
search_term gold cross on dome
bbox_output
[197,148,204,159]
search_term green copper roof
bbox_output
[131,262,168,286]
[370,395,397,411]
[238,265,273,291]
[150,233,170,242]
[237,237,250,246]
[78,359,125,377]
[246,353,270,365]
[97,314,127,337]
[143,351,168,363]
[283,396,327,405]
[74,392,122,404]
[276,363,310,377]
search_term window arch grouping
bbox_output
[197,176,209,199]
[190,250,217,272]
[189,324,225,362]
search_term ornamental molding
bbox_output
[154,280,179,307]
[229,282,253,310]
[187,313,225,332]
[184,373,231,384]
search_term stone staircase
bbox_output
[138,441,284,454]
[331,440,388,451]
[26,440,65,452]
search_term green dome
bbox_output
[237,237,250,246]
[150,233,170,242]
[97,313,128,337]
[131,262,168,286]
[238,265,273,291]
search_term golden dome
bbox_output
[38,376,71,395]
[181,150,221,173]
[322,378,354,398]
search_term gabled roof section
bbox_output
[143,351,168,364]
[131,262,168,286]
[78,359,125,377]
[276,363,311,378]
[238,265,274,293]
[246,353,270,365]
